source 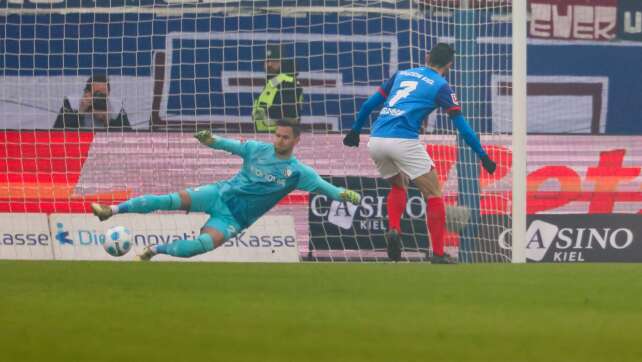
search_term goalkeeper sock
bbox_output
[387,184,407,232]
[116,193,182,214]
[426,196,446,257]
[155,233,215,258]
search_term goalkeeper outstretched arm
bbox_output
[314,178,362,205]
[194,130,252,157]
[297,164,361,205]
[195,130,361,204]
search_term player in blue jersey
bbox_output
[342,43,496,264]
[91,121,361,261]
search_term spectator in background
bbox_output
[252,44,303,132]
[54,74,131,130]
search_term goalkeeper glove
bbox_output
[481,155,497,174]
[343,129,360,147]
[194,130,214,146]
[341,189,362,205]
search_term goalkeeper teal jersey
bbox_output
[209,137,344,228]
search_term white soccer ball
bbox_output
[103,226,133,257]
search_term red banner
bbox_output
[1,132,641,215]
[422,143,642,215]
[0,131,131,213]
[529,0,618,41]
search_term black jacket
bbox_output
[53,97,132,130]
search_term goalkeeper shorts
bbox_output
[186,183,241,240]
[367,136,434,180]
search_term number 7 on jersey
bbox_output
[388,81,418,107]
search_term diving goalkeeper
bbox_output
[91,121,361,261]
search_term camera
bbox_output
[91,91,108,112]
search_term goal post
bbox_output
[448,1,527,263]
[511,0,527,263]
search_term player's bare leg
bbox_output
[138,191,192,261]
[413,170,456,264]
[385,173,407,261]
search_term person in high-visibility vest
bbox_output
[252,45,303,132]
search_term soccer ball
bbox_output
[103,226,133,257]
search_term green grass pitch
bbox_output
[1,261,641,362]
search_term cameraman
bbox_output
[54,74,131,130]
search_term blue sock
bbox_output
[155,233,215,258]
[117,193,181,214]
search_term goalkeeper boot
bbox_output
[430,253,458,264]
[91,203,113,222]
[137,246,156,262]
[386,229,402,262]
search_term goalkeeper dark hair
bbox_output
[276,120,301,137]
[428,43,455,68]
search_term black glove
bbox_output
[481,155,497,174]
[343,129,360,147]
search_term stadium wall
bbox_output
[1,1,641,133]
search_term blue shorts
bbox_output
[185,183,241,240]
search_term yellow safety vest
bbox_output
[252,73,296,132]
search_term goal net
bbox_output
[0,0,519,262]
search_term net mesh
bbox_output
[0,1,515,262]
